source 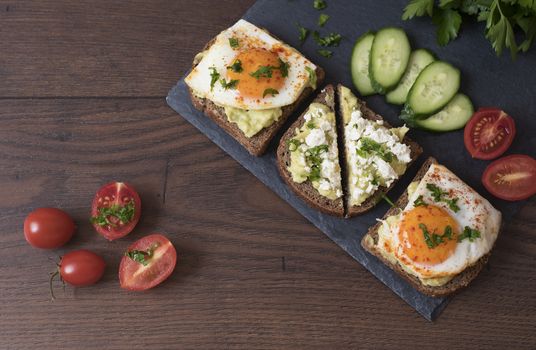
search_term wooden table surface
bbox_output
[1,1,535,349]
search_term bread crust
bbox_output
[336,85,423,217]
[187,35,325,156]
[361,157,495,297]
[276,85,344,217]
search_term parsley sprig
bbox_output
[402,0,536,59]
[458,226,481,242]
[91,201,135,228]
[250,58,289,79]
[313,31,342,47]
[420,223,454,249]
[356,137,395,163]
[305,144,329,181]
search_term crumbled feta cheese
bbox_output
[305,129,326,147]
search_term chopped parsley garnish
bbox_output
[318,14,330,27]
[125,243,159,266]
[313,31,342,47]
[250,65,274,79]
[313,0,327,10]
[288,139,301,152]
[426,183,460,212]
[318,49,333,58]
[227,59,243,73]
[220,78,239,90]
[305,144,329,181]
[263,88,279,98]
[306,121,316,129]
[420,223,454,249]
[356,137,395,163]
[458,226,481,243]
[297,23,309,43]
[413,195,427,207]
[229,37,239,49]
[209,67,220,91]
[91,201,135,228]
[305,66,317,89]
[382,194,397,208]
[278,58,289,77]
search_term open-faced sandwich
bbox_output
[362,157,502,297]
[277,84,422,217]
[277,85,344,217]
[185,19,324,156]
[338,85,422,217]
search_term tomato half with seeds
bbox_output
[119,234,177,291]
[464,108,516,160]
[482,154,536,201]
[90,182,141,241]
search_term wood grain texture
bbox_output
[0,1,535,349]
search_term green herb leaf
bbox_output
[313,31,342,46]
[125,243,159,266]
[229,37,239,49]
[433,8,462,46]
[297,24,309,43]
[220,78,239,90]
[356,137,395,162]
[382,194,397,208]
[250,65,274,79]
[318,13,330,27]
[278,58,289,77]
[458,226,481,242]
[402,0,434,20]
[263,88,279,98]
[413,195,427,207]
[445,197,460,213]
[306,121,316,129]
[90,201,135,228]
[313,0,327,10]
[227,59,243,73]
[209,67,220,91]
[318,49,333,57]
[288,139,301,152]
[420,223,454,249]
[305,144,329,181]
[426,183,446,202]
[305,66,317,89]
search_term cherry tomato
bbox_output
[464,108,516,160]
[119,234,177,291]
[24,208,75,249]
[90,182,141,241]
[482,154,536,201]
[60,250,106,286]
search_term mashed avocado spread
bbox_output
[224,106,282,138]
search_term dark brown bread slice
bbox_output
[276,85,344,217]
[187,36,325,156]
[361,157,494,297]
[336,84,423,218]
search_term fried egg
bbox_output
[185,19,316,110]
[378,163,501,282]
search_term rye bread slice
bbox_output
[361,157,494,297]
[187,36,325,156]
[336,84,423,218]
[276,85,344,217]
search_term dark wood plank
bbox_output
[0,0,253,97]
[0,99,535,349]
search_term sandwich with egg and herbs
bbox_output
[185,19,324,156]
[362,157,502,296]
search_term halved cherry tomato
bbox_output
[119,234,177,291]
[24,208,75,249]
[90,182,141,241]
[464,108,516,160]
[482,154,536,201]
[60,250,106,287]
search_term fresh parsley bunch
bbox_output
[402,0,536,59]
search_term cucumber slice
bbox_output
[386,49,435,105]
[406,61,460,116]
[369,27,411,94]
[415,94,474,132]
[350,32,375,96]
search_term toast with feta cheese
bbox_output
[277,85,344,217]
[337,85,422,217]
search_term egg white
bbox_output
[380,163,501,279]
[185,19,316,110]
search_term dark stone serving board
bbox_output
[167,0,536,320]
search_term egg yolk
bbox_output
[397,205,459,266]
[227,48,285,99]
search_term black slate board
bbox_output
[167,0,536,320]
